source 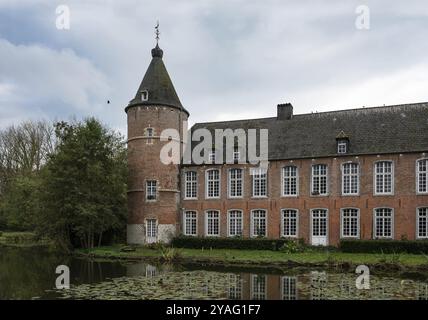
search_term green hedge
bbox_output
[340,239,428,254]
[171,236,302,251]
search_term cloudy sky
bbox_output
[0,0,427,134]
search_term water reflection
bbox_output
[1,246,428,300]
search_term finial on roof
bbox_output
[155,20,160,45]
[151,20,163,58]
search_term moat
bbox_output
[1,246,427,300]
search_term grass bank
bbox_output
[76,245,428,271]
[0,231,52,247]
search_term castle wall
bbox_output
[181,152,428,246]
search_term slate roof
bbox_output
[126,45,189,115]
[190,102,428,161]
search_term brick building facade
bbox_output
[126,43,428,246]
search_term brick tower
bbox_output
[125,41,189,245]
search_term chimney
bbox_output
[277,103,293,120]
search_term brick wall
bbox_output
[127,104,188,243]
[181,152,428,245]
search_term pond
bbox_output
[1,246,428,300]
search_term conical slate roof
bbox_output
[126,44,188,115]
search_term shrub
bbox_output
[171,236,304,251]
[340,239,428,254]
[158,246,182,262]
[279,240,304,253]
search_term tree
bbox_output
[0,174,42,231]
[37,118,127,250]
[0,120,55,194]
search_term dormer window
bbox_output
[336,131,350,155]
[337,141,347,154]
[208,150,216,163]
[233,146,240,162]
[141,90,149,101]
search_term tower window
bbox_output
[145,127,154,144]
[146,180,157,200]
[141,90,149,101]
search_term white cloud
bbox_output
[0,0,427,133]
[0,38,110,126]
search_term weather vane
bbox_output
[155,20,160,45]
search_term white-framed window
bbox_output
[251,274,267,300]
[146,180,157,200]
[205,210,220,236]
[228,168,243,198]
[281,209,298,238]
[282,166,298,196]
[311,164,328,196]
[252,168,267,197]
[342,163,359,195]
[184,171,197,199]
[417,207,428,239]
[417,159,428,194]
[228,274,242,299]
[281,276,297,300]
[374,161,394,195]
[251,209,267,237]
[337,141,347,154]
[146,219,157,239]
[311,209,328,237]
[340,208,360,238]
[228,210,243,237]
[206,169,220,198]
[373,208,393,239]
[183,211,197,236]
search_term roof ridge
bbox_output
[193,116,276,126]
[192,101,428,126]
[295,101,428,118]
